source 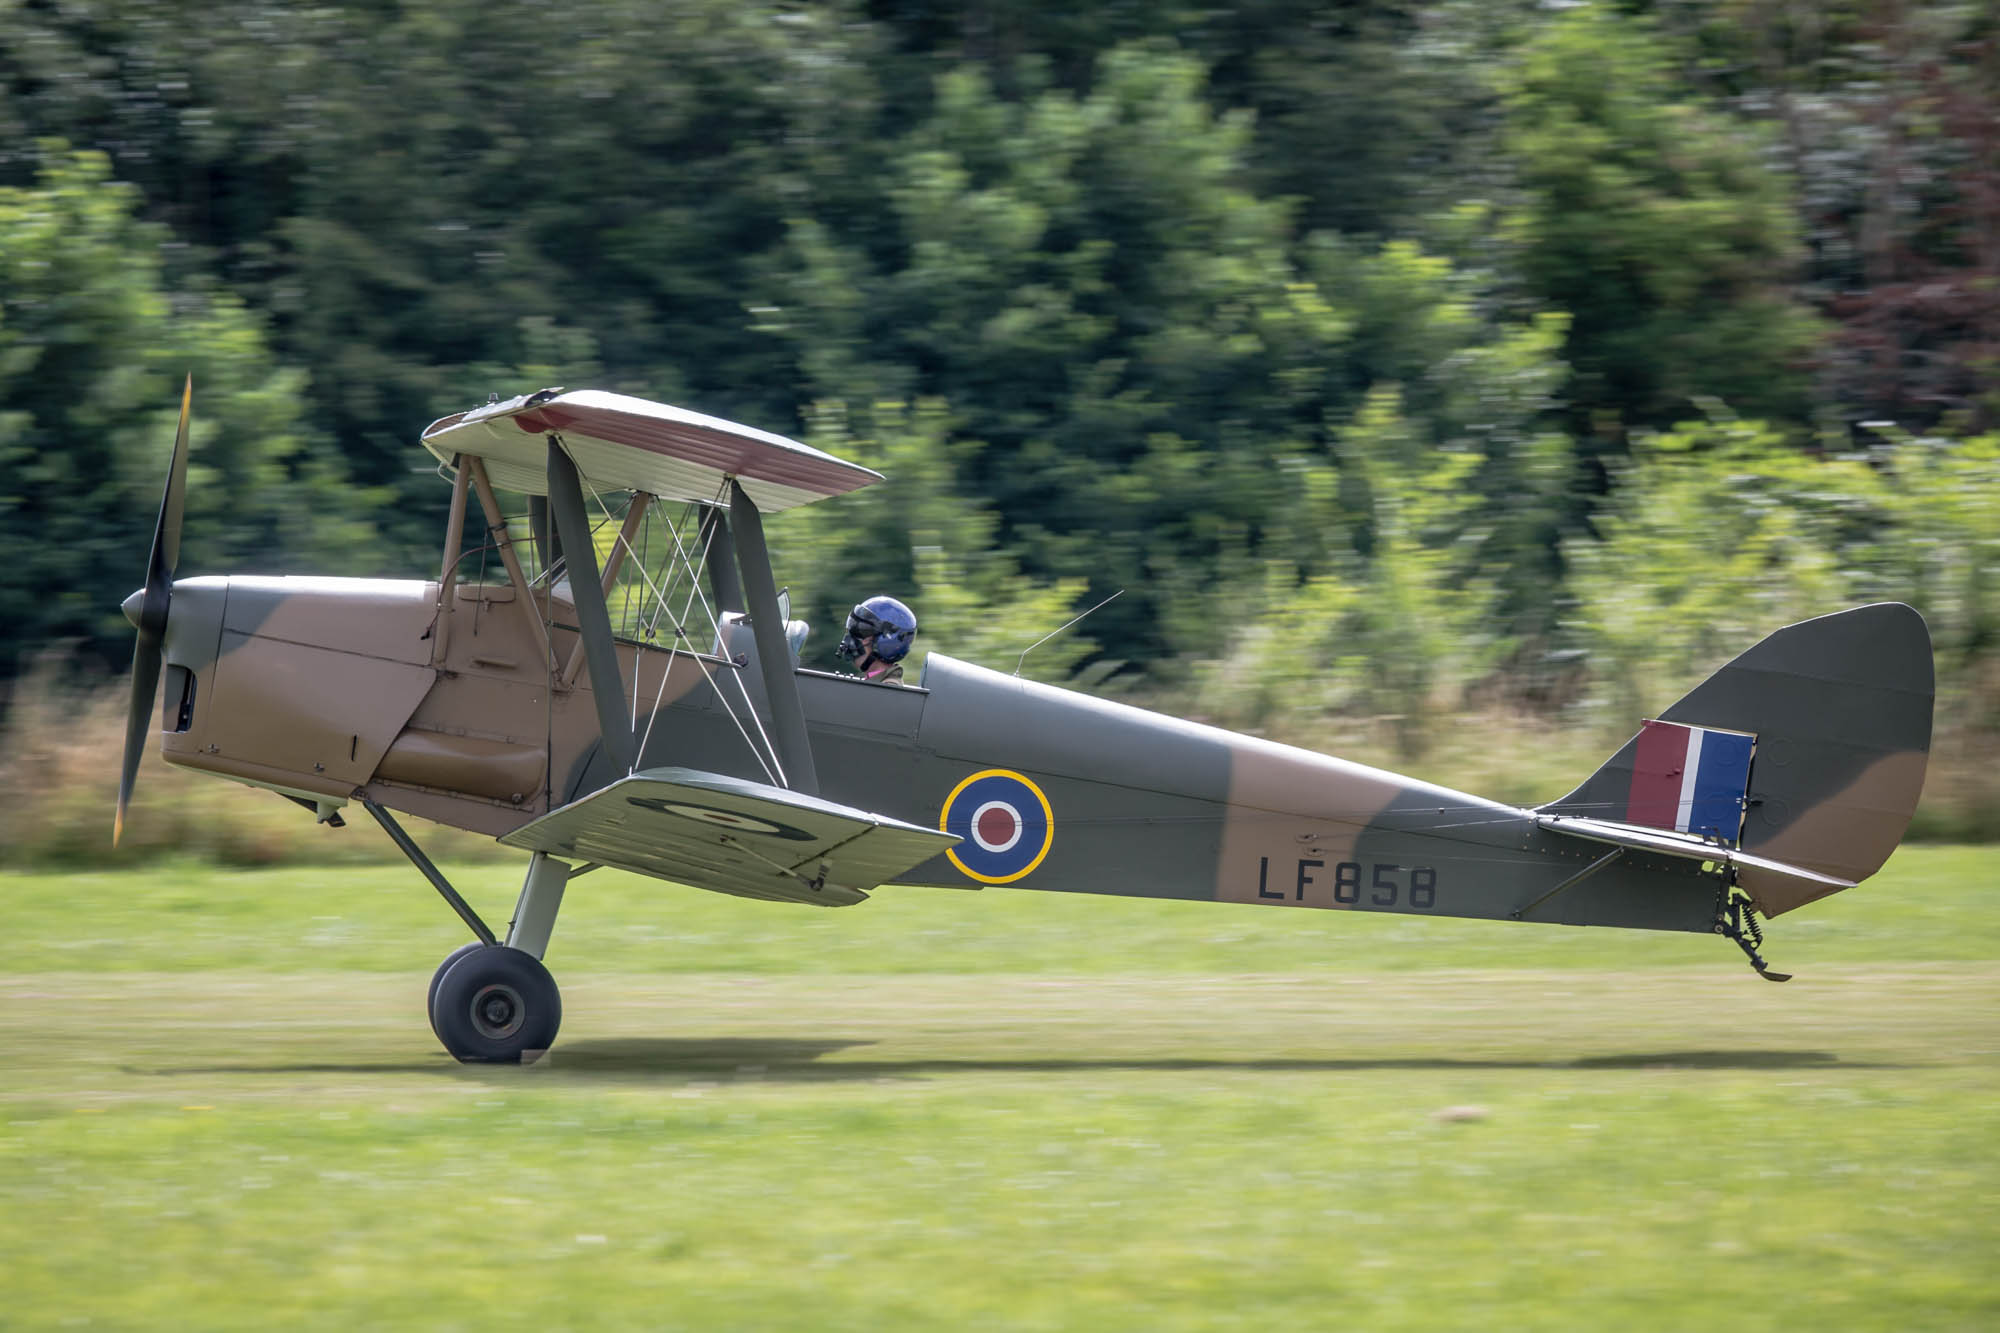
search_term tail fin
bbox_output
[1545,603,1934,915]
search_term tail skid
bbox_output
[1716,886,1791,983]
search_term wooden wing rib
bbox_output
[498,767,960,907]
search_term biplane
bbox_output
[118,381,1936,1062]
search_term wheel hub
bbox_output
[470,982,525,1039]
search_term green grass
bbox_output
[12,844,2000,975]
[2,847,1995,1329]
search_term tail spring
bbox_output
[1716,885,1791,983]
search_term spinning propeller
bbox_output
[115,375,192,846]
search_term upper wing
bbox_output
[420,388,880,513]
[498,767,959,907]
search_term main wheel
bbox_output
[427,941,486,1041]
[430,945,562,1064]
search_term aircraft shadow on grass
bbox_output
[133,1042,1900,1083]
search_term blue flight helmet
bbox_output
[837,595,918,665]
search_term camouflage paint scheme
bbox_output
[118,389,1935,1064]
[149,558,1933,935]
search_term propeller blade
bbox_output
[152,374,191,586]
[115,631,162,848]
[116,375,192,846]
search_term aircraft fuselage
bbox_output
[154,575,1719,932]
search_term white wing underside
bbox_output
[420,389,880,512]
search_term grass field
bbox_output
[2,847,1995,1329]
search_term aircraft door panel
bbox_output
[203,631,435,791]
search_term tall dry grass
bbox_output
[0,658,510,869]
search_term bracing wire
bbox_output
[643,487,791,787]
[587,474,783,787]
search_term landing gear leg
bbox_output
[373,794,577,1062]
[504,851,571,961]
[426,852,574,1063]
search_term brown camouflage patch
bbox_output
[1744,749,1930,913]
[1215,740,1404,908]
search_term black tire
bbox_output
[431,945,562,1064]
[427,941,487,1041]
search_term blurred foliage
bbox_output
[1189,386,1506,759]
[0,147,376,674]
[1500,5,1826,445]
[1566,419,1885,725]
[2,0,1996,819]
[1567,417,2000,728]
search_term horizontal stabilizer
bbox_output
[1536,813,1857,905]
[500,767,960,906]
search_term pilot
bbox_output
[836,595,917,685]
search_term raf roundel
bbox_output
[940,769,1055,884]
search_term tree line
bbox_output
[1,0,1994,778]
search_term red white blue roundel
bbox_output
[940,769,1054,884]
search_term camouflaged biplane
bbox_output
[117,381,1936,1062]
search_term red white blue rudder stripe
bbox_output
[1625,720,1756,843]
[940,769,1055,884]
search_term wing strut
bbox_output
[430,455,470,665]
[466,456,557,672]
[729,479,819,795]
[560,491,652,689]
[547,437,637,773]
[699,507,743,614]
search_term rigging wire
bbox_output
[586,478,784,787]
[558,460,751,781]
[612,486,784,780]
[647,487,791,787]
